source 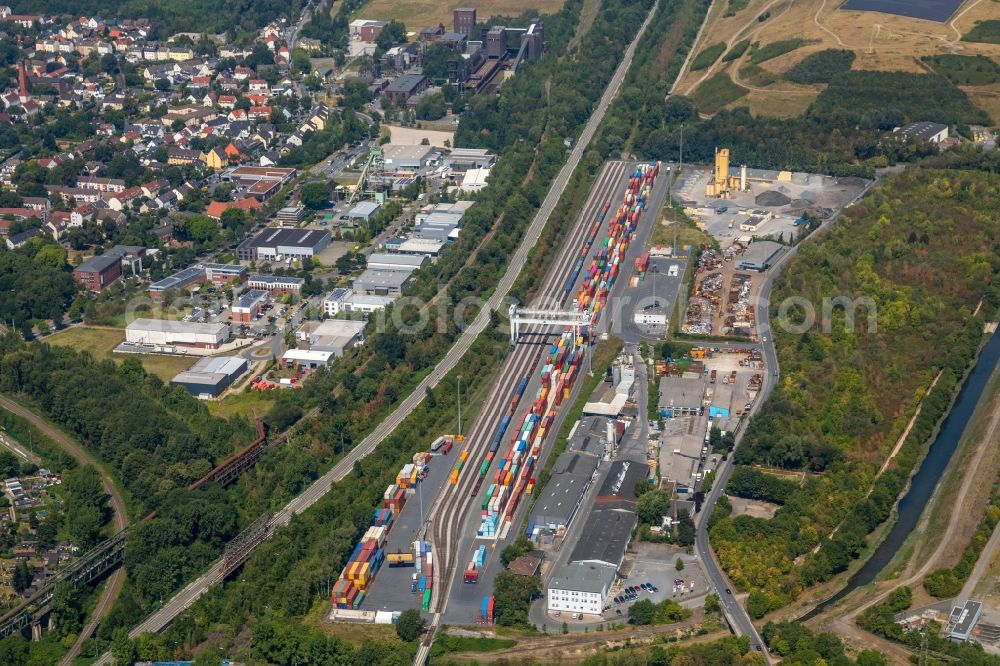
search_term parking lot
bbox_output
[603,543,708,619]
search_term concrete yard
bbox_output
[358,448,454,613]
[672,166,868,244]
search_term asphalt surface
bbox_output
[0,397,129,666]
[692,172,882,661]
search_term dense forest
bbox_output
[0,241,75,336]
[0,332,256,639]
[709,169,1000,616]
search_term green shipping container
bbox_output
[480,460,489,476]
[422,589,432,610]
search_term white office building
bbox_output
[125,318,230,349]
[547,562,617,616]
[324,288,395,316]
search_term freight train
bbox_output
[471,162,661,543]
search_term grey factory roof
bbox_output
[385,73,428,94]
[897,121,949,141]
[366,252,427,270]
[348,201,381,218]
[127,318,228,336]
[549,562,616,594]
[382,143,435,164]
[567,416,610,456]
[244,227,331,249]
[737,240,783,270]
[352,268,414,290]
[75,253,120,273]
[530,451,599,530]
[568,507,637,568]
[171,356,247,386]
[950,600,983,640]
[658,375,705,411]
[149,264,206,291]
[595,459,647,504]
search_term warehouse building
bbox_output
[895,121,949,144]
[366,252,428,272]
[529,451,599,535]
[247,274,305,294]
[125,319,230,349]
[736,240,783,271]
[324,288,395,316]
[659,376,705,418]
[547,562,617,617]
[347,201,381,222]
[459,167,490,192]
[297,319,368,357]
[395,238,446,257]
[282,348,337,369]
[445,147,496,172]
[383,74,429,105]
[148,263,247,300]
[232,289,268,322]
[351,268,413,296]
[171,356,248,398]
[381,143,437,170]
[237,228,331,261]
[567,506,637,569]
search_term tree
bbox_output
[676,511,695,546]
[636,490,668,525]
[11,560,30,593]
[111,627,137,666]
[192,643,223,666]
[704,593,720,614]
[628,599,656,625]
[291,48,311,75]
[395,608,425,641]
[422,43,452,79]
[675,557,684,571]
[415,93,446,121]
[300,181,330,210]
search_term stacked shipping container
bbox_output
[332,440,443,610]
[470,162,661,543]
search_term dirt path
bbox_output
[0,396,129,665]
[447,622,725,663]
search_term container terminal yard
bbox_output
[332,160,672,624]
[428,160,671,623]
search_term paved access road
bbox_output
[0,396,129,666]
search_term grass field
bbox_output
[354,0,564,32]
[45,326,195,382]
[207,389,276,420]
[691,72,746,114]
[675,0,1000,118]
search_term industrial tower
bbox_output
[705,147,749,198]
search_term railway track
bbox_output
[427,161,631,615]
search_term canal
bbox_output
[803,328,1000,619]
